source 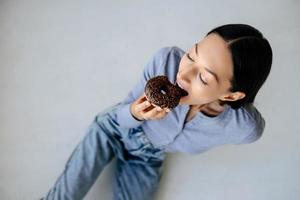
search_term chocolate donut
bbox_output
[144,75,188,109]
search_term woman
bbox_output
[43,24,273,200]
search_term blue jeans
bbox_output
[43,103,166,200]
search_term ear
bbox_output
[220,91,246,102]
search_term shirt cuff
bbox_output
[115,103,144,129]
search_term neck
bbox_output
[193,100,226,112]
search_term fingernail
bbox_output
[156,107,162,111]
[146,102,150,106]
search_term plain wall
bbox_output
[0,0,299,199]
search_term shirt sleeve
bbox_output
[164,106,266,155]
[114,47,172,129]
[164,132,215,155]
[234,116,265,144]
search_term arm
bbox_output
[164,106,266,155]
[114,47,172,129]
[234,117,265,145]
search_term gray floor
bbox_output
[1,0,299,199]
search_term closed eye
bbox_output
[199,73,208,85]
[186,53,208,86]
[186,53,194,62]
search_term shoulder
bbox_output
[145,46,184,69]
[151,46,185,61]
[149,46,185,82]
[228,104,266,144]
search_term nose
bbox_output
[178,66,196,85]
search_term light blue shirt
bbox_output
[110,46,265,155]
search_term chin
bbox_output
[178,97,188,105]
[178,99,184,105]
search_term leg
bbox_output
[112,127,166,200]
[113,157,164,200]
[44,113,121,200]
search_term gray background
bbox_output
[1,0,299,199]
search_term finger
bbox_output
[143,103,155,112]
[142,106,159,120]
[148,104,162,112]
[154,105,170,113]
[144,105,169,120]
[156,106,163,112]
[152,104,169,113]
[136,100,151,112]
[137,95,147,104]
[153,110,168,119]
[157,107,170,115]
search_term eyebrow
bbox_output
[194,43,220,84]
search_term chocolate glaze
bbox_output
[144,75,188,109]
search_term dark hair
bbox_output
[206,24,273,109]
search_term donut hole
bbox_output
[160,85,169,95]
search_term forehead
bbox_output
[196,33,233,84]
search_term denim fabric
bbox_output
[43,103,166,200]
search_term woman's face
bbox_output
[177,33,241,107]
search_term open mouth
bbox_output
[175,83,189,97]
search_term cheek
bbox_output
[178,63,183,74]
[178,58,188,72]
[191,85,217,101]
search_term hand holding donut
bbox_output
[130,93,171,121]
[130,75,188,121]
